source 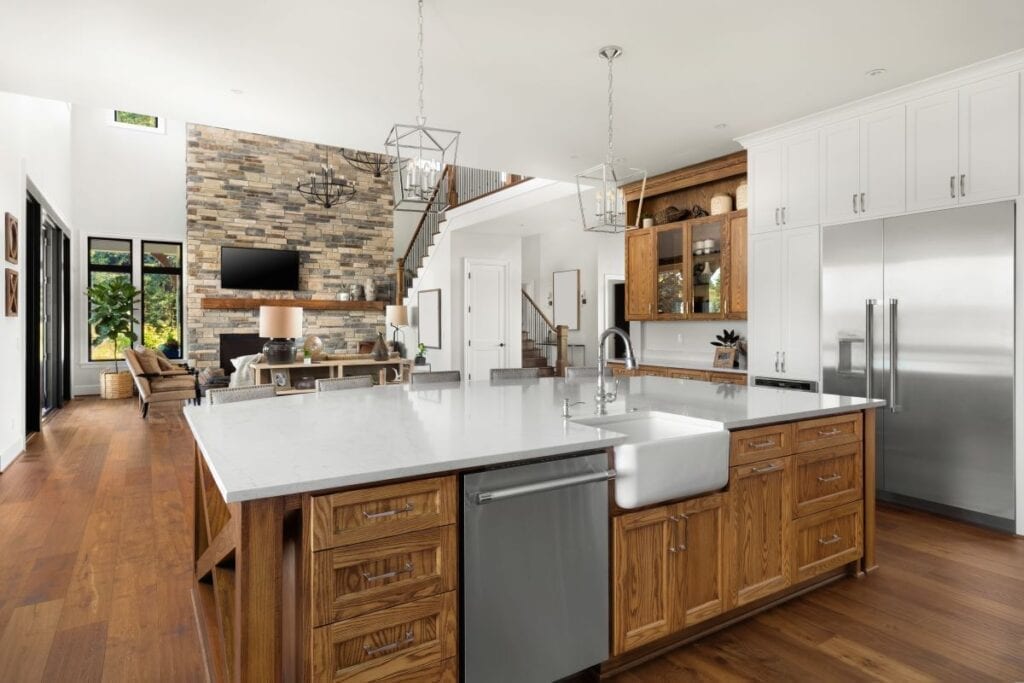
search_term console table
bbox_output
[250,358,412,394]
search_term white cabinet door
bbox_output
[748,232,783,378]
[907,90,959,211]
[780,226,820,382]
[781,132,819,229]
[749,143,782,234]
[860,105,906,218]
[958,73,1020,204]
[819,119,861,224]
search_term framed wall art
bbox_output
[4,212,17,264]
[418,288,441,349]
[4,268,17,317]
[552,269,580,331]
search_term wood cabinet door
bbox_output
[859,105,906,218]
[747,232,783,378]
[612,506,674,654]
[749,143,782,234]
[907,89,959,212]
[780,131,819,229]
[958,72,1020,204]
[725,212,747,319]
[729,457,792,608]
[625,228,655,320]
[820,119,861,224]
[780,226,820,382]
[673,494,727,628]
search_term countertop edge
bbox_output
[722,400,887,430]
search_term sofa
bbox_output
[123,347,197,417]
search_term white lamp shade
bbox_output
[259,305,303,338]
[386,304,409,327]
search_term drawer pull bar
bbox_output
[818,534,842,546]
[363,502,414,519]
[816,427,843,437]
[363,629,414,657]
[751,463,782,474]
[362,562,414,583]
[748,439,776,450]
[817,473,843,483]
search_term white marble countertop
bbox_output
[607,356,748,375]
[185,377,883,503]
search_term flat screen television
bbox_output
[221,246,300,290]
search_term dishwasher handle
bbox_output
[474,469,617,505]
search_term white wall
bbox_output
[70,106,187,395]
[0,91,73,471]
[409,230,454,370]
[630,320,748,368]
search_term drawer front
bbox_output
[793,501,863,582]
[709,372,747,386]
[377,657,457,682]
[312,592,457,682]
[730,423,793,466]
[664,368,710,381]
[312,476,457,551]
[793,413,862,453]
[794,443,863,518]
[313,526,457,626]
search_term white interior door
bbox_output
[465,259,508,381]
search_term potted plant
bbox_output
[415,342,427,365]
[86,278,141,399]
[158,336,181,359]
[711,329,746,369]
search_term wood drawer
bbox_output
[793,501,863,582]
[312,526,457,626]
[312,476,457,551]
[793,443,863,518]
[376,657,457,682]
[730,423,793,466]
[312,592,457,682]
[793,413,862,453]
[708,372,747,386]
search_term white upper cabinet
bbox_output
[908,73,1019,211]
[750,143,782,233]
[750,134,818,234]
[958,73,1020,203]
[820,107,905,223]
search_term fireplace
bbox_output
[219,333,269,376]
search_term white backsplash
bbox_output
[629,320,748,367]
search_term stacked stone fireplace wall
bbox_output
[185,124,395,369]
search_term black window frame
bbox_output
[86,236,133,362]
[141,240,184,354]
[113,110,160,128]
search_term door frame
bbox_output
[463,258,510,380]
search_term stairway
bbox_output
[521,330,553,371]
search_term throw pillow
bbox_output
[134,347,162,376]
[156,355,176,371]
[230,354,260,388]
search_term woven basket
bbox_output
[100,371,134,400]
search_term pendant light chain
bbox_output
[606,53,615,165]
[416,0,426,125]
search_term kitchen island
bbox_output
[186,377,883,682]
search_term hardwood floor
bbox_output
[1,398,1022,682]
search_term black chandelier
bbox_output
[340,149,395,179]
[296,146,356,208]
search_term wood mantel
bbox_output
[200,297,386,312]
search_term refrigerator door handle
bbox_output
[889,298,899,413]
[865,299,878,398]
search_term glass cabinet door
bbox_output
[656,224,686,316]
[689,217,727,316]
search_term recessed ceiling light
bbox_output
[865,68,887,77]
[230,88,244,95]
[713,123,728,130]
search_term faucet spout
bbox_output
[596,326,637,408]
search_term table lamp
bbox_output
[386,304,409,352]
[259,305,302,365]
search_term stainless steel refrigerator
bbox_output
[822,201,1015,531]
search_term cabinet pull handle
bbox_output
[775,207,780,225]
[817,427,842,437]
[781,351,786,373]
[668,514,689,552]
[781,206,787,224]
[668,514,680,552]
[749,438,776,450]
[751,463,782,474]
[860,192,866,213]
[818,534,842,546]
[362,562,414,583]
[817,473,843,483]
[852,193,858,214]
[363,629,414,656]
[363,502,414,519]
[960,173,966,197]
[950,176,956,198]
[774,351,780,373]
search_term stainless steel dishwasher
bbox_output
[463,451,614,682]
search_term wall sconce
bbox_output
[546,291,553,307]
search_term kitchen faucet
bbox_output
[596,327,637,410]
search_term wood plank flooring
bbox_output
[1,398,1022,681]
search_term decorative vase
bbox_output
[365,278,377,302]
[349,284,364,301]
[710,194,733,215]
[372,332,389,361]
[415,355,426,366]
[736,182,749,210]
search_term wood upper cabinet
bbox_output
[725,212,747,319]
[625,228,655,320]
[728,456,792,608]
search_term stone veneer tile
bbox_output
[186,124,396,368]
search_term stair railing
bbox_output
[522,289,568,376]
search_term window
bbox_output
[87,237,132,361]
[113,110,159,128]
[142,241,183,359]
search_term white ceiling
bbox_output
[3,1,1024,180]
